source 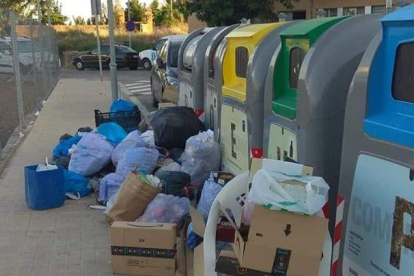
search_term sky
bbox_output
[60,0,156,22]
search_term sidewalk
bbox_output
[0,78,113,276]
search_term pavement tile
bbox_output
[0,79,113,275]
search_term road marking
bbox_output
[124,81,152,96]
[131,92,152,95]
[125,81,150,88]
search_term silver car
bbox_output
[150,35,187,107]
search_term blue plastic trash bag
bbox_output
[53,136,82,160]
[116,148,159,178]
[69,133,114,176]
[63,170,91,199]
[110,99,136,113]
[97,123,128,147]
[198,174,223,220]
[187,222,203,249]
[111,130,146,166]
[99,173,125,203]
[136,194,190,224]
[25,165,65,210]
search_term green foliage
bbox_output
[126,0,147,22]
[74,16,86,25]
[48,0,69,25]
[150,0,190,27]
[191,0,298,26]
[175,0,191,21]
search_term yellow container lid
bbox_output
[222,23,286,103]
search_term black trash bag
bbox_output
[59,133,73,143]
[169,148,184,160]
[146,107,205,150]
[159,171,191,197]
[55,156,71,168]
[77,127,93,134]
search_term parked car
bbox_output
[151,35,187,107]
[72,45,139,71]
[138,36,168,70]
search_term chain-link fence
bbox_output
[0,10,60,150]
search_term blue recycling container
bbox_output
[24,165,65,210]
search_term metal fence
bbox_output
[0,10,60,150]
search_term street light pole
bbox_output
[95,14,103,81]
[128,0,132,48]
[107,0,118,101]
[46,0,52,26]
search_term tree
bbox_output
[47,0,69,25]
[87,18,91,25]
[114,0,123,27]
[150,0,188,27]
[74,16,86,25]
[174,0,191,21]
[126,0,147,22]
[190,0,299,26]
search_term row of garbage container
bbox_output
[174,5,414,276]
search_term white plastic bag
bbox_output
[68,133,114,176]
[115,147,159,178]
[36,157,58,172]
[198,174,223,220]
[154,162,181,178]
[136,194,190,224]
[140,130,155,147]
[180,130,221,186]
[99,173,125,203]
[111,130,146,166]
[250,169,329,215]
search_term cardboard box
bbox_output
[110,222,177,276]
[233,206,328,276]
[216,250,274,276]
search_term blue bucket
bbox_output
[24,165,65,210]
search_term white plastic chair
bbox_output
[203,171,332,276]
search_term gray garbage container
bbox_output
[178,27,222,119]
[219,23,287,175]
[262,16,381,235]
[246,21,299,159]
[204,24,239,140]
[336,6,414,276]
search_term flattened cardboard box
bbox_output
[234,206,328,276]
[111,221,177,276]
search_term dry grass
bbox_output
[56,23,188,54]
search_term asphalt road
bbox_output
[61,68,156,114]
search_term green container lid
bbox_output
[273,16,349,120]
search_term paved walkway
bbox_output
[0,78,113,276]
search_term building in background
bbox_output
[188,13,207,32]
[274,0,413,20]
[135,9,154,34]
